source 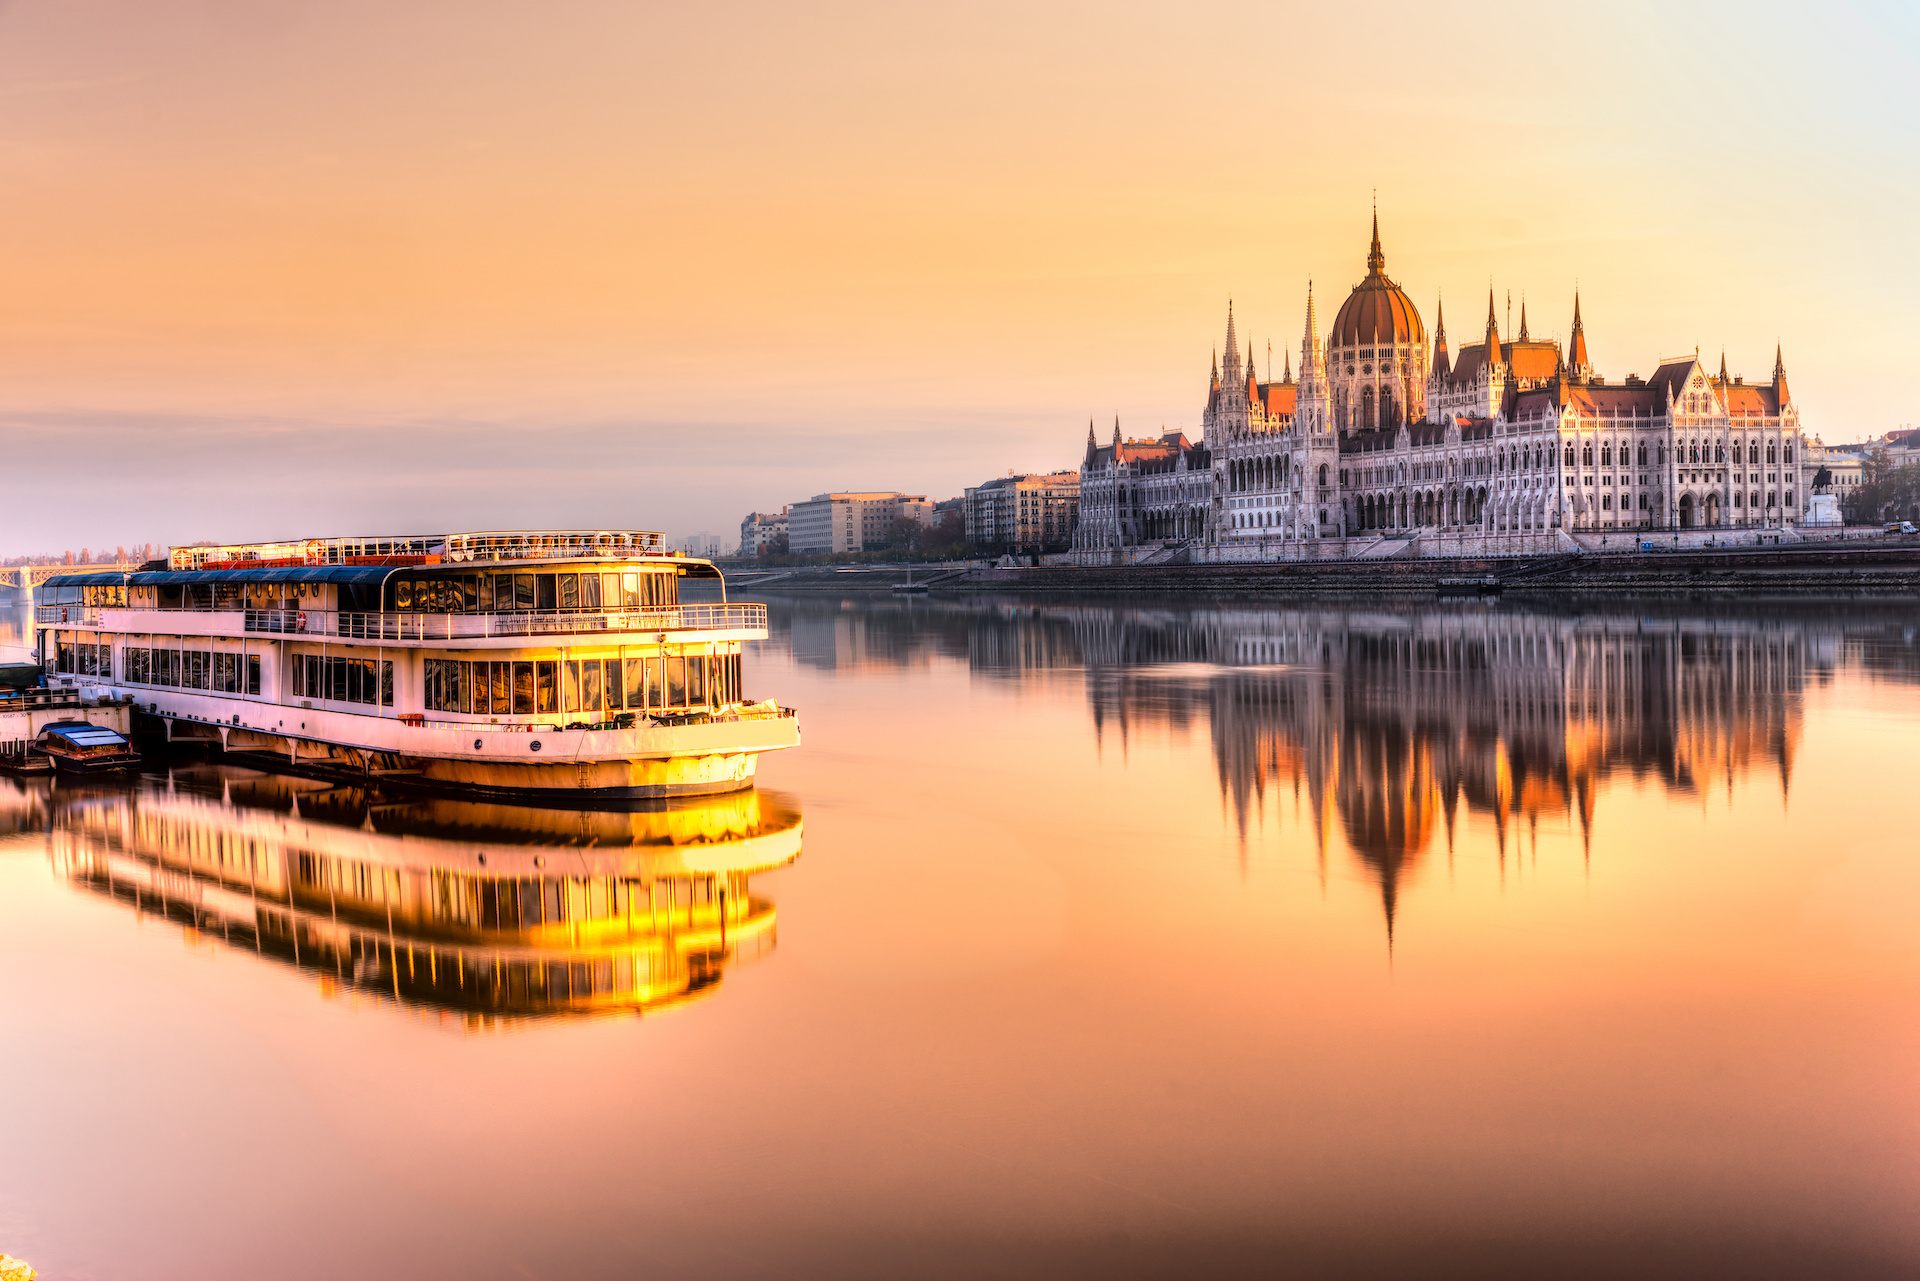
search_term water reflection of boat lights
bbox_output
[47,767,802,1028]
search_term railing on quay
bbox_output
[241,602,768,640]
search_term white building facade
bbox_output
[1081,214,1814,559]
[787,493,930,554]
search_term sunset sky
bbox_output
[1,0,1915,553]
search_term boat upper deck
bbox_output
[35,530,762,643]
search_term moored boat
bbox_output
[32,720,141,774]
[34,530,800,799]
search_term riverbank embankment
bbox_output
[725,544,1920,598]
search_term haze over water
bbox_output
[3,592,1918,1279]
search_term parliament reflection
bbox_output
[42,768,802,1027]
[1081,606,1815,932]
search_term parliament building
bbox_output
[1074,215,1809,558]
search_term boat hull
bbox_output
[39,748,142,776]
[124,686,799,799]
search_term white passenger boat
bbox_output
[34,530,799,799]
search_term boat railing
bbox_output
[240,602,768,640]
[0,688,119,711]
[35,605,102,626]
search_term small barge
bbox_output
[32,721,141,775]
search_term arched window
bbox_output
[1602,443,1612,466]
[1319,464,1329,486]
[1361,386,1375,430]
[1750,444,1759,463]
[1784,444,1793,463]
[1767,443,1778,463]
[1582,443,1594,467]
[1638,443,1648,466]
[1716,443,1726,463]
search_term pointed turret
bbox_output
[1112,416,1121,448]
[1568,291,1591,379]
[1086,417,1097,457]
[1283,350,1293,384]
[1484,288,1501,366]
[1210,349,1220,391]
[1517,297,1530,342]
[1366,205,1386,277]
[1301,280,1322,376]
[1223,301,1241,386]
[1717,349,1730,384]
[1773,342,1790,404]
[1246,342,1258,399]
[1432,292,1450,381]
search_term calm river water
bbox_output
[3,593,1918,1280]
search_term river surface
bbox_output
[3,592,1918,1280]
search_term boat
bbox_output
[33,530,800,800]
[32,720,141,774]
[1436,574,1502,597]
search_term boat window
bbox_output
[514,575,535,611]
[462,578,478,611]
[580,661,602,712]
[580,574,601,609]
[536,661,558,714]
[559,574,578,609]
[605,659,624,710]
[666,656,686,706]
[625,658,646,709]
[512,662,534,714]
[623,573,639,610]
[396,580,414,609]
[476,575,493,612]
[292,655,392,706]
[602,573,621,609]
[686,655,706,705]
[536,575,557,611]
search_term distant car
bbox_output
[1884,522,1918,536]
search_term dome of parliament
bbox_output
[1329,215,1426,350]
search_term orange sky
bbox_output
[1,0,1916,549]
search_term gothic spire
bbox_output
[1517,297,1530,342]
[1112,416,1121,448]
[1366,204,1385,277]
[1434,292,1446,344]
[1568,289,1589,375]
[1247,342,1257,391]
[1773,341,1786,380]
[1223,300,1240,384]
[1484,287,1501,360]
[1717,349,1729,383]
[1283,349,1292,383]
[1773,342,1790,404]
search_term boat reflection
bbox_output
[42,768,802,1027]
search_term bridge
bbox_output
[6,565,143,591]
